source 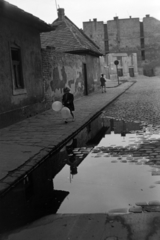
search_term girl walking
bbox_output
[62,87,75,123]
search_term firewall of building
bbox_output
[83,15,160,77]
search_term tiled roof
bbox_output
[41,15,103,56]
[0,0,53,32]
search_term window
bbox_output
[105,40,109,53]
[118,68,123,77]
[11,46,24,89]
[141,38,145,48]
[141,50,145,60]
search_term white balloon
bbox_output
[61,107,71,119]
[52,101,62,112]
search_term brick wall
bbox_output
[83,19,105,53]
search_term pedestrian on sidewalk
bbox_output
[62,87,75,123]
[100,74,106,93]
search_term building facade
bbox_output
[42,50,101,102]
[41,8,102,103]
[83,15,160,77]
[143,16,160,76]
[106,53,138,80]
[0,0,53,128]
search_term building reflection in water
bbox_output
[101,117,142,136]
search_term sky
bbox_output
[6,0,160,28]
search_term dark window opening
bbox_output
[118,68,123,77]
[140,22,144,37]
[105,40,109,53]
[11,47,24,89]
[141,50,145,60]
[141,38,145,48]
[83,63,88,95]
[129,68,134,77]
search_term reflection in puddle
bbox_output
[50,190,69,213]
[54,117,160,214]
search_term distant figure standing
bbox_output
[62,87,75,123]
[100,74,106,93]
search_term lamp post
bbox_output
[114,60,119,85]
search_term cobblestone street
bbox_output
[0,80,133,195]
[1,0,160,238]
[2,76,160,240]
[104,76,160,125]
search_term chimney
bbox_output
[58,8,65,20]
[93,18,97,22]
[146,14,150,17]
[130,16,132,19]
[114,17,118,20]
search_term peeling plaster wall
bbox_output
[0,16,45,128]
[85,55,101,91]
[100,56,109,79]
[42,49,101,102]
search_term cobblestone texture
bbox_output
[104,76,160,125]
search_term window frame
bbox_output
[10,42,26,95]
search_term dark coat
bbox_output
[100,76,106,86]
[62,92,75,111]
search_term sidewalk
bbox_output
[0,80,135,195]
[5,212,160,240]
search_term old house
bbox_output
[83,15,160,77]
[40,8,103,103]
[107,53,138,80]
[0,0,54,128]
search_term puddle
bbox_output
[54,117,160,214]
[3,117,160,237]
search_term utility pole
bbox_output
[114,60,119,85]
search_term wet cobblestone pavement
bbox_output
[100,76,160,217]
[103,76,160,125]
[53,116,160,215]
[97,76,160,216]
[92,118,160,214]
[3,76,160,240]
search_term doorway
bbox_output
[129,68,134,77]
[83,63,88,95]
